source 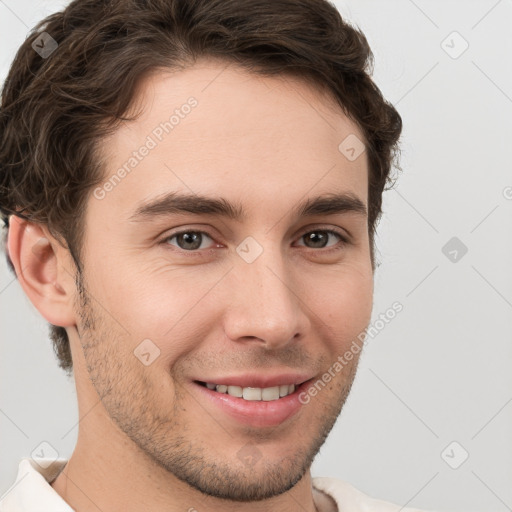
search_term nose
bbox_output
[222,246,311,350]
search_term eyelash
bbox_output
[159,227,350,257]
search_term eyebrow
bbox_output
[128,191,367,222]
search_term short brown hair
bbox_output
[0,0,402,375]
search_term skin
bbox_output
[8,58,373,512]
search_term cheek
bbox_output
[89,261,220,360]
[314,265,374,344]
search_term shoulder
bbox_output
[312,476,437,512]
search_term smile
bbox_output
[198,382,296,401]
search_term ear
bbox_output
[7,215,77,328]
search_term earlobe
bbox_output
[7,215,76,327]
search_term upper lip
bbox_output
[195,372,315,389]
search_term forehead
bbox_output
[93,59,368,222]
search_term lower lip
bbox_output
[192,380,312,428]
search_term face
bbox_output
[71,59,373,501]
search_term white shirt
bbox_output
[0,459,433,512]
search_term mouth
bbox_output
[195,381,297,401]
[191,375,315,427]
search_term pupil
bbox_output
[307,232,326,248]
[180,232,201,250]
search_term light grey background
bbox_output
[1,1,511,511]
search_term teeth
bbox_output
[227,385,243,397]
[261,386,280,401]
[205,382,296,400]
[243,387,262,401]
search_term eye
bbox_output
[160,227,349,255]
[163,230,216,251]
[296,229,347,250]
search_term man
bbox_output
[0,0,431,510]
